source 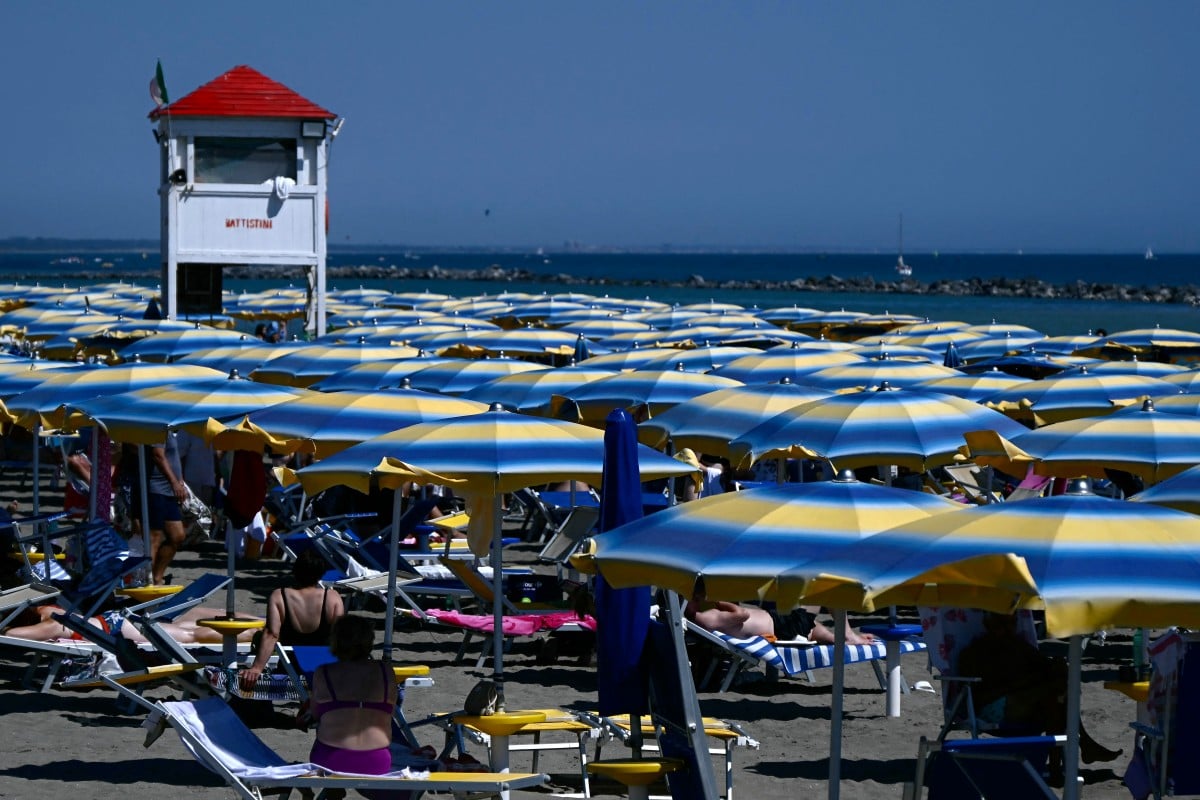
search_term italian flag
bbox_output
[150,60,169,107]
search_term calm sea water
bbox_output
[2,249,1198,337]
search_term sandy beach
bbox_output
[0,475,1144,800]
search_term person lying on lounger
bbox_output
[686,590,876,646]
[2,604,262,645]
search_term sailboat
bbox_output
[895,214,913,277]
[1145,246,1156,261]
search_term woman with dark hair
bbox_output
[308,613,397,778]
[241,549,345,688]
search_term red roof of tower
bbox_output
[148,65,335,120]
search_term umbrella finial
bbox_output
[832,469,858,484]
[1065,477,1092,495]
[228,369,241,380]
[1142,398,1156,412]
[490,403,506,412]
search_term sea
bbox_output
[2,248,1199,337]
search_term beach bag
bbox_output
[463,679,499,716]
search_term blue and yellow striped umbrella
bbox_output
[809,484,1200,637]
[592,474,962,610]
[972,398,1200,484]
[404,358,549,395]
[1131,464,1200,515]
[909,371,1026,403]
[711,346,865,383]
[983,366,1178,425]
[205,387,488,457]
[3,362,226,430]
[460,367,617,412]
[547,367,743,425]
[0,359,86,399]
[173,343,299,376]
[248,342,422,387]
[68,376,305,444]
[804,353,961,391]
[638,381,834,457]
[307,356,451,392]
[115,327,257,363]
[730,385,1028,472]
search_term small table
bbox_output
[196,617,265,666]
[1104,680,1150,704]
[116,585,183,604]
[861,623,924,718]
[452,711,547,800]
[587,758,683,800]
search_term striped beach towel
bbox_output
[708,631,926,675]
[203,666,299,702]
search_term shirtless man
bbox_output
[686,593,876,646]
[3,604,261,645]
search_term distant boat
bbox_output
[895,214,912,277]
[1145,246,1157,261]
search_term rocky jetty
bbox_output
[12,264,1200,306]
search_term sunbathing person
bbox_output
[686,592,876,646]
[241,549,345,688]
[3,604,262,645]
[957,612,1121,767]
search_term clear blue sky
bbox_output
[5,2,1198,252]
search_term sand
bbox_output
[0,488,1142,799]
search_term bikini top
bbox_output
[311,661,394,718]
[279,587,333,646]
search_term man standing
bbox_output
[145,431,187,585]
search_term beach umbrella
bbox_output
[591,475,963,800]
[960,347,1090,379]
[628,308,708,329]
[634,345,760,373]
[546,366,743,425]
[1160,368,1200,393]
[730,384,1028,472]
[807,483,1200,800]
[637,380,834,458]
[1075,326,1200,360]
[382,290,454,309]
[883,328,988,351]
[225,289,309,321]
[115,327,257,362]
[66,374,306,445]
[970,398,1200,485]
[963,321,1046,339]
[909,371,1026,403]
[307,356,451,392]
[577,346,693,372]
[294,406,695,703]
[756,305,824,326]
[952,333,1046,363]
[1130,464,1200,515]
[709,345,865,384]
[1036,333,1102,355]
[556,319,653,341]
[851,339,944,362]
[460,367,617,412]
[433,326,582,359]
[982,366,1178,426]
[0,359,85,398]
[404,358,549,395]
[1083,357,1188,379]
[248,342,422,387]
[803,353,961,391]
[204,387,488,457]
[172,343,299,376]
[1143,393,1200,417]
[2,362,226,430]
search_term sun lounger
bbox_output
[135,695,549,800]
[686,619,927,695]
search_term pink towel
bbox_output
[424,608,597,635]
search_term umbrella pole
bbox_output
[491,493,505,709]
[88,429,99,521]
[829,609,846,800]
[137,445,152,570]
[383,487,403,661]
[32,423,40,516]
[225,524,236,618]
[1063,635,1083,800]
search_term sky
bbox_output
[4,2,1199,252]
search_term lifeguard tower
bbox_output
[149,65,340,335]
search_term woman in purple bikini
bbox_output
[308,613,397,778]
